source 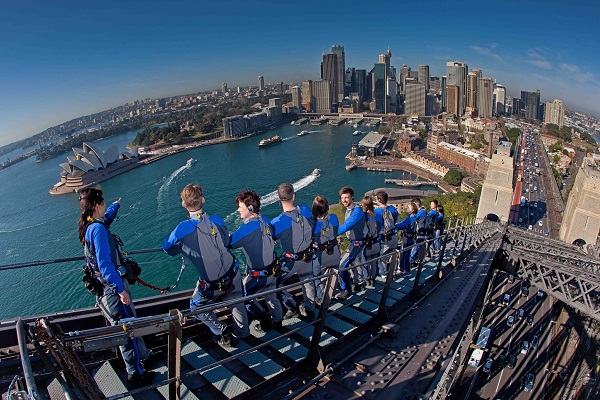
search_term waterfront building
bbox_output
[404,81,426,116]
[493,84,506,115]
[418,65,430,92]
[477,77,494,118]
[291,86,301,109]
[258,76,265,91]
[312,80,334,113]
[372,62,387,113]
[321,52,338,106]
[301,80,313,112]
[357,132,387,156]
[446,61,468,115]
[545,99,565,127]
[331,44,346,102]
[446,84,459,116]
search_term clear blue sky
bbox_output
[1,0,599,146]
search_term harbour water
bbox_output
[0,124,437,320]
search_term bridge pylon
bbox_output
[476,153,514,223]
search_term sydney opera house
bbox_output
[51,142,141,195]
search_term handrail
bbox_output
[16,318,39,400]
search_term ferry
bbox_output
[353,130,362,136]
[186,158,197,168]
[311,168,321,177]
[346,163,357,171]
[297,130,310,136]
[258,135,283,147]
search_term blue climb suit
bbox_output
[230,215,282,324]
[272,205,317,314]
[338,204,367,291]
[313,213,341,301]
[435,212,444,250]
[364,212,383,280]
[163,212,248,339]
[411,206,428,264]
[375,205,399,275]
[84,202,150,377]
[395,213,417,274]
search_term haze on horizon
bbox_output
[1,0,599,147]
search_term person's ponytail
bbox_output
[78,188,104,242]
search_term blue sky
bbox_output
[1,0,599,146]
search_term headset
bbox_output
[248,204,255,213]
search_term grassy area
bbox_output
[572,138,597,153]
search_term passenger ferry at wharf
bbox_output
[0,213,496,399]
[257,135,282,147]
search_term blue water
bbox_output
[0,124,436,319]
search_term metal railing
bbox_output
[6,218,501,399]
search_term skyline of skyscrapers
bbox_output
[446,61,468,116]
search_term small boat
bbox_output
[297,130,310,136]
[311,168,321,177]
[353,124,358,128]
[353,130,362,136]
[345,164,357,171]
[290,121,295,125]
[258,135,283,148]
[186,158,197,167]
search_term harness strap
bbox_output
[199,260,238,290]
[247,259,278,277]
[316,238,338,251]
[283,245,313,260]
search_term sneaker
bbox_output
[352,283,364,292]
[335,289,351,301]
[218,332,238,348]
[127,370,156,386]
[298,303,308,317]
[140,350,156,371]
[284,307,300,319]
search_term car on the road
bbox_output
[498,354,506,366]
[538,220,543,226]
[521,341,529,354]
[483,358,493,373]
[508,355,517,368]
[507,315,515,327]
[527,314,534,325]
[532,335,539,349]
[538,289,544,298]
[528,225,533,230]
[503,293,511,306]
[518,308,525,320]
[508,274,515,283]
[524,373,535,391]
[521,286,529,297]
[518,217,523,223]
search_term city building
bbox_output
[466,70,480,111]
[312,80,334,113]
[418,65,430,92]
[321,52,338,106]
[545,99,565,127]
[446,84,460,116]
[258,76,265,92]
[436,142,491,177]
[301,80,313,112]
[331,44,346,102]
[404,81,426,116]
[291,86,301,109]
[372,62,387,113]
[222,82,228,94]
[446,61,468,115]
[356,132,387,156]
[493,84,506,115]
[559,157,600,245]
[522,90,541,120]
[477,77,494,118]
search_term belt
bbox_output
[365,236,379,245]
[199,260,238,291]
[403,233,416,238]
[247,259,278,277]
[283,246,314,261]
[316,239,338,251]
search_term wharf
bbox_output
[292,118,309,125]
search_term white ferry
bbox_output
[186,158,197,167]
[353,130,362,136]
[311,168,321,177]
[298,130,310,136]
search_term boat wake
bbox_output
[223,172,320,228]
[157,161,194,210]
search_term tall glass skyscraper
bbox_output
[330,45,346,102]
[372,63,387,113]
[446,61,468,115]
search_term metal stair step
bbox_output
[181,340,250,399]
[228,336,285,379]
[252,329,307,361]
[329,302,372,324]
[323,315,358,336]
[91,361,134,400]
[352,299,379,313]
[153,361,200,400]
